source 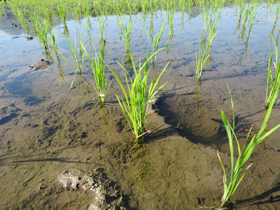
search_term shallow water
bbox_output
[1,2,280,209]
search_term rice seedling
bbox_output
[61,34,87,88]
[48,31,65,83]
[28,11,50,49]
[265,37,280,109]
[269,4,280,37]
[202,6,209,31]
[108,49,169,144]
[217,85,280,208]
[147,22,166,65]
[118,15,135,52]
[195,23,218,81]
[81,41,110,108]
[195,34,210,81]
[57,5,67,25]
[80,18,111,108]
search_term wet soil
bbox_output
[1,70,280,210]
[29,59,51,71]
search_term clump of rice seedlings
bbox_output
[57,5,69,35]
[217,85,280,208]
[81,41,110,108]
[195,8,219,81]
[28,11,50,49]
[48,31,65,82]
[265,37,280,109]
[195,33,210,81]
[8,2,28,27]
[57,5,67,24]
[195,31,218,81]
[108,50,169,144]
[147,22,166,66]
[80,19,111,108]
[118,15,135,52]
[61,34,87,89]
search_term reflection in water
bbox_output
[234,2,258,64]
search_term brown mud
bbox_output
[0,68,280,210]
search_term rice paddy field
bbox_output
[1,0,280,209]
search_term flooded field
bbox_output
[1,0,280,209]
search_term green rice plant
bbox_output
[195,26,217,81]
[0,1,5,22]
[208,11,220,47]
[108,50,169,144]
[118,15,135,52]
[29,11,50,49]
[202,6,210,31]
[57,5,67,24]
[265,37,280,109]
[81,38,111,108]
[269,4,280,37]
[147,22,166,65]
[246,3,258,40]
[48,31,65,82]
[61,34,87,88]
[217,85,280,208]
[195,35,209,81]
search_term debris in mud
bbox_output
[29,59,51,70]
[146,95,164,114]
[12,36,33,40]
[58,170,125,210]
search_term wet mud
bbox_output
[29,59,51,71]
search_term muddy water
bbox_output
[1,3,280,210]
